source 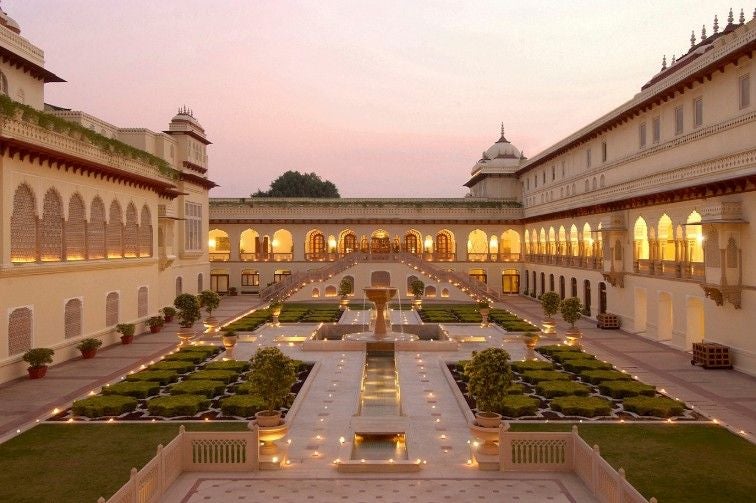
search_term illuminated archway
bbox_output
[633,217,649,260]
[208,229,230,261]
[272,229,293,260]
[467,229,488,261]
[657,215,675,261]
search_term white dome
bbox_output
[0,8,21,34]
[469,126,524,175]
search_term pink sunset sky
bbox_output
[8,0,746,197]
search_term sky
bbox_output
[6,0,748,197]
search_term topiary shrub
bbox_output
[598,380,656,399]
[465,348,512,413]
[496,395,540,417]
[125,370,179,385]
[148,360,196,373]
[220,394,267,417]
[72,395,138,418]
[185,369,239,384]
[147,394,210,417]
[560,296,583,328]
[169,379,227,398]
[540,291,561,319]
[622,396,684,417]
[511,360,554,372]
[537,345,582,357]
[163,352,208,364]
[248,347,298,412]
[536,380,592,398]
[520,370,571,384]
[562,359,613,373]
[198,290,221,318]
[455,360,471,378]
[102,381,160,399]
[174,293,202,328]
[550,396,612,417]
[550,351,595,364]
[579,369,633,384]
[204,360,251,372]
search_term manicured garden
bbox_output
[56,346,313,421]
[418,303,539,331]
[224,303,343,331]
[451,344,699,420]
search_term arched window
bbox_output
[633,217,649,260]
[10,184,37,263]
[467,229,488,261]
[549,273,555,292]
[138,287,148,318]
[501,229,520,259]
[272,229,293,260]
[558,226,566,256]
[571,277,577,297]
[106,200,123,258]
[404,230,421,254]
[342,232,357,254]
[581,223,592,257]
[8,307,33,356]
[64,298,82,339]
[139,205,153,257]
[239,228,259,259]
[105,292,119,327]
[66,194,86,260]
[559,276,565,299]
[686,211,703,263]
[306,229,326,260]
[124,203,138,258]
[658,215,675,261]
[88,197,106,259]
[324,285,337,297]
[40,188,63,261]
[176,277,183,296]
[208,228,230,261]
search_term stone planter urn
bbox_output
[479,308,490,327]
[222,333,238,350]
[270,304,283,326]
[541,318,557,335]
[339,298,349,311]
[474,411,502,429]
[253,412,288,458]
[523,333,539,350]
[177,326,195,346]
[27,366,48,379]
[470,413,509,456]
[565,327,582,347]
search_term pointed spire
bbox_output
[701,24,706,40]
[500,122,505,137]
[671,54,676,65]
[690,30,696,47]
[661,55,667,70]
[714,14,719,33]
[739,8,745,24]
[728,7,734,25]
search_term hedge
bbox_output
[551,351,596,364]
[204,360,251,372]
[520,370,571,384]
[220,395,267,417]
[182,345,221,356]
[72,395,138,418]
[169,379,227,398]
[102,381,160,399]
[148,360,197,373]
[622,396,685,417]
[598,380,656,399]
[235,381,262,395]
[550,396,613,417]
[536,380,592,398]
[511,360,554,372]
[147,395,211,417]
[163,352,208,364]
[185,370,239,384]
[507,383,525,395]
[495,395,540,417]
[537,345,582,357]
[561,359,613,373]
[579,369,634,384]
[125,370,179,385]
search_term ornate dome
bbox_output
[0,8,21,34]
[470,124,524,175]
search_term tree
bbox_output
[560,296,583,328]
[466,348,512,413]
[248,347,297,412]
[198,290,221,317]
[540,292,561,319]
[252,170,340,198]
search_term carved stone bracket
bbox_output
[701,284,741,309]
[602,272,625,288]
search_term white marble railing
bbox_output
[100,426,259,503]
[0,27,45,65]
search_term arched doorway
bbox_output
[559,276,565,299]
[501,269,520,294]
[469,268,487,285]
[570,277,577,297]
[583,280,592,316]
[540,273,545,295]
[599,282,607,314]
[371,230,391,254]
[657,292,673,341]
[685,297,705,349]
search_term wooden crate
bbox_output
[691,342,732,369]
[597,313,621,329]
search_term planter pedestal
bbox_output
[565,327,582,347]
[250,417,288,469]
[479,308,490,327]
[222,335,237,358]
[469,419,509,471]
[541,319,557,335]
[177,327,195,346]
[204,316,218,328]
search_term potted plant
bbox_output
[477,300,490,327]
[146,316,165,333]
[229,286,238,297]
[116,323,136,345]
[248,347,297,427]
[198,289,221,326]
[522,330,540,350]
[269,301,283,325]
[410,279,425,308]
[540,291,561,334]
[466,347,512,428]
[22,348,54,379]
[337,277,353,311]
[560,296,584,346]
[221,329,238,351]
[161,306,176,323]
[174,293,201,345]
[76,338,103,359]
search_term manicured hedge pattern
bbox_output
[521,370,571,384]
[72,395,138,418]
[550,396,613,417]
[125,370,179,385]
[536,380,592,398]
[495,395,540,417]
[147,395,211,417]
[579,369,634,384]
[623,396,685,418]
[220,395,267,417]
[185,370,239,384]
[169,380,227,398]
[511,360,554,372]
[598,380,656,399]
[102,381,160,399]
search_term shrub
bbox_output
[235,381,261,395]
[598,380,656,399]
[163,352,208,364]
[520,370,571,384]
[561,359,613,373]
[76,338,103,352]
[248,347,298,412]
[495,395,540,417]
[146,316,164,328]
[147,395,211,417]
[161,306,177,319]
[72,395,138,418]
[204,360,251,372]
[455,360,470,377]
[102,381,160,399]
[220,395,267,417]
[169,379,227,398]
[560,297,583,328]
[116,323,135,337]
[511,360,554,372]
[550,351,595,363]
[540,291,561,318]
[174,293,201,328]
[23,348,54,367]
[181,345,220,356]
[148,360,196,373]
[551,396,612,417]
[186,370,239,384]
[198,290,221,317]
[537,345,582,357]
[579,369,634,384]
[125,370,179,385]
[465,348,512,413]
[506,383,525,395]
[623,396,684,417]
[536,380,592,398]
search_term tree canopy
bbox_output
[252,170,340,198]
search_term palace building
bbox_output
[0,9,215,382]
[208,12,756,375]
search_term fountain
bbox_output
[343,287,418,350]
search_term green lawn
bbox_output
[511,423,756,503]
[0,422,247,503]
